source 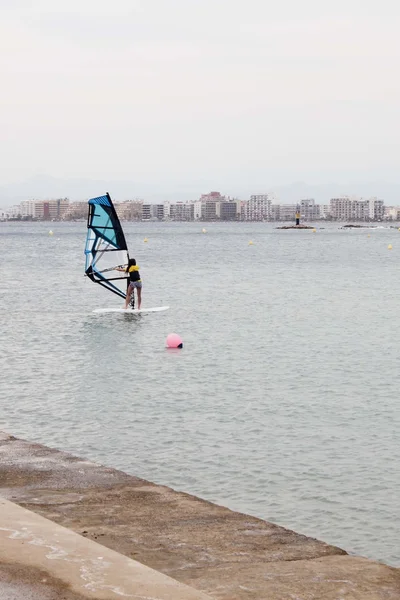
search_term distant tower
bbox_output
[295,204,301,226]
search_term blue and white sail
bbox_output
[84,193,129,299]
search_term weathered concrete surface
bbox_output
[0,431,399,599]
[0,562,89,600]
[0,498,212,600]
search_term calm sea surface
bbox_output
[1,220,399,566]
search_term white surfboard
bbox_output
[93,306,169,314]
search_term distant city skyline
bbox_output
[2,192,394,223]
[1,174,400,210]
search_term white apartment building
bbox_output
[319,205,331,219]
[170,202,194,221]
[279,204,298,221]
[201,201,219,220]
[154,204,164,220]
[245,195,272,221]
[8,205,21,217]
[385,206,400,220]
[115,200,143,221]
[19,200,36,217]
[367,198,384,220]
[330,196,384,221]
[141,204,165,220]
[142,204,152,220]
[270,204,280,221]
[300,198,320,221]
[330,197,354,220]
[193,201,202,220]
[163,202,171,220]
[352,199,369,220]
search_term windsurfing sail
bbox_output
[84,193,129,299]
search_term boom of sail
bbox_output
[84,193,129,299]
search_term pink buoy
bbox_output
[166,333,183,348]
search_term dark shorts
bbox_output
[129,281,142,290]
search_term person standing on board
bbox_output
[116,258,142,310]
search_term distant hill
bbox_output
[1,175,400,207]
[268,181,400,204]
[0,175,178,205]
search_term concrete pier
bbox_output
[0,498,212,599]
[0,431,399,599]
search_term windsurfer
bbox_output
[116,258,142,309]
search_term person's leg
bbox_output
[125,284,133,309]
[137,285,142,309]
[126,278,134,308]
[129,287,135,309]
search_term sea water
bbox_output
[1,220,399,566]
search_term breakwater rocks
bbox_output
[0,432,399,599]
[276,224,315,230]
[340,224,378,229]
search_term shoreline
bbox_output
[0,430,399,599]
[1,218,396,225]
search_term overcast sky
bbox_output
[1,0,399,190]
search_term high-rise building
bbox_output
[193,201,202,220]
[279,204,298,221]
[32,199,69,220]
[63,201,87,220]
[141,204,165,220]
[245,195,272,221]
[115,200,143,221]
[219,201,239,220]
[201,201,219,220]
[163,202,171,220]
[142,204,152,220]
[170,202,194,221]
[330,197,353,220]
[319,205,331,219]
[19,200,36,217]
[154,204,164,220]
[270,204,280,221]
[368,198,384,220]
[200,191,224,202]
[300,198,320,221]
[385,206,400,220]
[330,197,384,221]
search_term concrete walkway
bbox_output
[1,432,399,599]
[0,498,212,599]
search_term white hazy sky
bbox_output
[1,0,399,188]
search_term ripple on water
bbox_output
[1,221,400,566]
